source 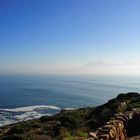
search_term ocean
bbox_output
[0,74,140,127]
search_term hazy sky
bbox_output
[0,0,140,74]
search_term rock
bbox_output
[99,134,110,140]
[88,132,97,139]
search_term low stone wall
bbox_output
[87,108,140,140]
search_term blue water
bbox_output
[0,74,140,126]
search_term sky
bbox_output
[0,0,140,74]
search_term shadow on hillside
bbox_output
[126,112,140,137]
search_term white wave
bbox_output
[0,111,52,127]
[0,105,61,127]
[0,119,16,127]
[0,105,61,112]
[64,108,75,110]
[14,111,51,121]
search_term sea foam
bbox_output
[0,105,61,112]
[0,105,61,127]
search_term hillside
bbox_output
[0,92,139,140]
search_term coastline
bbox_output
[0,92,139,140]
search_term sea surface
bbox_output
[0,74,140,127]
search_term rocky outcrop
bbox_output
[88,108,140,140]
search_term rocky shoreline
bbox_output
[0,92,140,140]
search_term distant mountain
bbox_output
[44,61,140,75]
